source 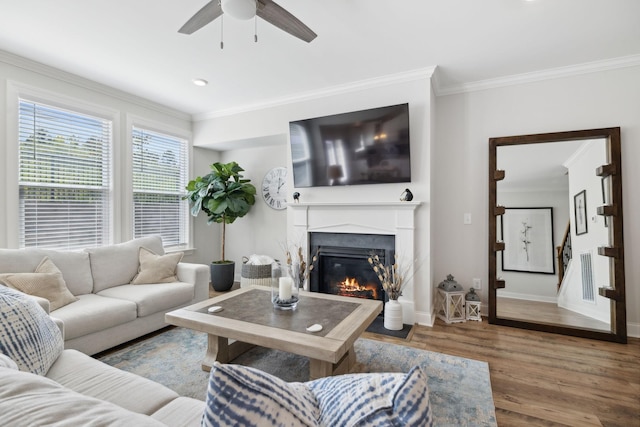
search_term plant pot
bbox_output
[384,299,403,331]
[210,261,235,292]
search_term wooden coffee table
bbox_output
[165,287,382,380]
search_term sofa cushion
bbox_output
[2,257,78,311]
[87,235,165,292]
[51,294,137,340]
[0,287,64,376]
[46,349,179,416]
[0,354,18,370]
[203,362,319,427]
[0,367,165,427]
[151,396,205,427]
[97,282,194,317]
[308,366,433,427]
[0,248,93,295]
[131,247,183,285]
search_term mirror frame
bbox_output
[488,127,626,343]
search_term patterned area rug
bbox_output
[98,327,497,426]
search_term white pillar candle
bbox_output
[279,277,293,300]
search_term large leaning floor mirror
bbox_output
[488,128,626,343]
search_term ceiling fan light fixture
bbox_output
[221,0,256,20]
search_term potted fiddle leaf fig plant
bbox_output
[184,161,256,291]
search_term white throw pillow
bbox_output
[130,247,183,285]
[2,257,78,311]
[0,286,64,375]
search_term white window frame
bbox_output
[6,82,120,249]
[125,115,193,251]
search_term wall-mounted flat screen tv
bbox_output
[289,103,411,188]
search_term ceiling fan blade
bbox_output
[256,0,317,43]
[178,1,223,35]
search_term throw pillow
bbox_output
[2,257,78,311]
[130,247,184,285]
[202,362,320,427]
[307,366,433,427]
[0,286,64,375]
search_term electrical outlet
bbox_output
[464,213,472,224]
[472,278,482,289]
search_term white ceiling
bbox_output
[1,0,639,117]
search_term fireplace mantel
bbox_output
[289,201,420,208]
[288,201,421,324]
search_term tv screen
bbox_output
[289,103,411,188]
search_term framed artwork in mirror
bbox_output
[500,207,555,274]
[574,190,588,235]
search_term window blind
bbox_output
[132,127,189,249]
[18,99,112,250]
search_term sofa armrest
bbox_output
[29,294,51,314]
[176,263,209,302]
[51,316,65,340]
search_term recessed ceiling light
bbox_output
[192,78,208,87]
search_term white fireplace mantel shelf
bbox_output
[288,201,421,209]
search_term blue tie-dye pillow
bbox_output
[0,286,63,375]
[308,366,432,426]
[203,362,432,427]
[202,362,319,426]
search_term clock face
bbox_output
[262,167,288,210]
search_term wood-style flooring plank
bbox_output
[364,318,640,427]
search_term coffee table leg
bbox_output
[309,345,357,380]
[202,334,230,372]
[309,359,333,380]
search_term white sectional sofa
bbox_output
[0,235,209,355]
[0,285,205,427]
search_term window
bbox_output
[18,99,112,250]
[132,127,189,249]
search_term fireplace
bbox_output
[289,201,421,324]
[309,232,395,306]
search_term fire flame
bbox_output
[337,277,379,300]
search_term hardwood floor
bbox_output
[497,297,610,331]
[362,319,640,427]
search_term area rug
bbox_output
[98,327,497,426]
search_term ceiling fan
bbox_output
[178,0,317,45]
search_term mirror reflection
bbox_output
[488,128,626,343]
[496,138,611,331]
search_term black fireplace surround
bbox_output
[309,232,395,304]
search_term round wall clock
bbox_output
[262,167,288,210]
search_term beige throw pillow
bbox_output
[130,247,183,285]
[2,257,78,311]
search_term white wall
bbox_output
[194,75,434,324]
[558,139,611,323]
[0,52,221,251]
[434,65,640,335]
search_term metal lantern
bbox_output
[465,287,482,321]
[436,275,466,324]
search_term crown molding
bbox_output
[194,66,437,121]
[0,50,191,121]
[435,54,640,96]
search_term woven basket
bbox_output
[240,257,272,288]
